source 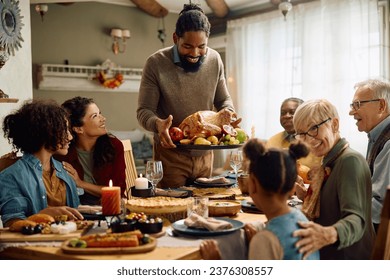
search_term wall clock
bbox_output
[0,0,24,56]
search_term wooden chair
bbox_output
[121,139,138,198]
[372,185,390,259]
[0,152,20,172]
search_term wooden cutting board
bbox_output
[0,221,94,242]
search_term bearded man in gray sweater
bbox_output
[137,3,235,188]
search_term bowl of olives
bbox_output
[110,220,137,233]
[137,217,163,234]
[125,212,163,234]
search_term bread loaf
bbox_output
[80,230,142,247]
[9,220,37,232]
[27,213,55,224]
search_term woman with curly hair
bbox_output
[55,96,126,205]
[0,99,82,227]
[200,140,320,260]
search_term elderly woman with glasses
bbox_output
[291,99,375,260]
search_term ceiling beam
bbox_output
[130,0,168,18]
[205,0,229,18]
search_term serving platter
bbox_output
[61,236,157,255]
[175,144,242,150]
[171,217,244,236]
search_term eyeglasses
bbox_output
[294,118,331,140]
[350,99,380,111]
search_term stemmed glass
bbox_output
[230,150,243,186]
[145,160,163,196]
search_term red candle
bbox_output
[101,180,121,215]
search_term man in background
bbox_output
[267,97,321,169]
[349,79,390,232]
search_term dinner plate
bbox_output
[171,217,244,236]
[226,173,241,180]
[193,177,236,188]
[241,200,263,214]
[175,144,242,150]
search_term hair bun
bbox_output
[243,138,267,162]
[289,141,309,160]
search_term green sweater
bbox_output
[137,46,234,135]
[316,138,375,259]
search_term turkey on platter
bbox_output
[178,108,242,139]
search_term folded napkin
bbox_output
[77,205,102,214]
[196,177,230,184]
[155,188,189,198]
[184,213,233,231]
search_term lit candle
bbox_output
[135,174,149,189]
[101,180,121,215]
[251,124,255,138]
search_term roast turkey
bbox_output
[178,108,241,139]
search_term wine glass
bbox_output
[145,160,163,196]
[230,150,243,186]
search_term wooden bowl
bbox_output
[208,200,241,217]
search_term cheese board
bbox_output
[0,221,94,242]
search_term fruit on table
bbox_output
[169,127,184,142]
[235,128,248,143]
[220,134,240,145]
[194,137,211,145]
[207,135,218,145]
[179,139,191,145]
[222,124,238,136]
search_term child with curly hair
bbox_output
[200,139,320,260]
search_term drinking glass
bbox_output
[230,150,243,186]
[145,160,163,196]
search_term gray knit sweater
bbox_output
[137,46,234,135]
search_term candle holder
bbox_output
[131,185,154,197]
[102,213,123,228]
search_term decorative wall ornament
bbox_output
[0,46,9,69]
[0,0,24,56]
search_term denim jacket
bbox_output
[0,153,80,225]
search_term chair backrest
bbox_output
[372,185,390,259]
[121,139,138,197]
[0,152,20,172]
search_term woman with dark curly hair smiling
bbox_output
[0,99,82,228]
[55,96,126,205]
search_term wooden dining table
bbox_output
[0,209,266,260]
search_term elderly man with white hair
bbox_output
[349,79,390,233]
